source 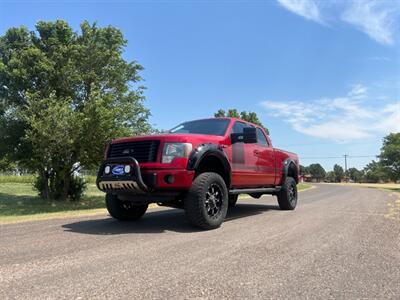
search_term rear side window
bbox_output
[256,128,269,146]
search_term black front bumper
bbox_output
[96,157,155,194]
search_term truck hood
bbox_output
[111,133,227,146]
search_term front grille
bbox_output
[108,140,160,163]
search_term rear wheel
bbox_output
[106,194,148,221]
[277,177,297,210]
[184,172,228,229]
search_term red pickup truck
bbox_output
[97,117,299,229]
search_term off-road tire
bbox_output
[277,176,297,210]
[184,172,228,229]
[106,193,148,221]
[228,194,238,207]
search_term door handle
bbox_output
[253,150,260,155]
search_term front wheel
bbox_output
[277,177,297,210]
[106,194,148,221]
[184,172,228,229]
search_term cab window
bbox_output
[256,128,269,146]
[232,121,252,134]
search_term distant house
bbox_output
[300,174,313,182]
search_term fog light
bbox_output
[104,165,111,174]
[164,174,174,184]
[124,165,131,174]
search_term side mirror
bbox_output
[230,127,258,144]
[243,127,257,143]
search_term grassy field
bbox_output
[0,180,313,224]
[0,182,107,223]
[298,183,312,191]
[0,174,97,184]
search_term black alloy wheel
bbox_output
[184,172,229,229]
[205,183,224,219]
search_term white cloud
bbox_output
[375,103,400,132]
[261,84,400,142]
[277,0,323,24]
[276,0,400,46]
[341,0,399,46]
[347,83,367,99]
[293,121,370,140]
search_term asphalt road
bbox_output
[1,184,399,299]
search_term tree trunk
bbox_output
[61,170,71,201]
[41,169,50,201]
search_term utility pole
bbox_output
[343,154,348,182]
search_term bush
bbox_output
[34,173,87,201]
[84,175,97,184]
[68,176,87,201]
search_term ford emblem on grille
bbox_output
[112,165,125,175]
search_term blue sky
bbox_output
[1,0,399,171]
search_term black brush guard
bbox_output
[96,157,152,194]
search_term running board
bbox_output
[229,186,281,195]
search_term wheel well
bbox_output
[287,163,298,183]
[195,155,230,188]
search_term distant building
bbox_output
[300,174,313,182]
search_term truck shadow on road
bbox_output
[62,203,280,235]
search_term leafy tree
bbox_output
[0,20,150,200]
[347,167,364,183]
[300,165,310,175]
[0,156,15,172]
[215,109,241,118]
[325,171,336,182]
[379,133,400,181]
[214,109,226,118]
[308,163,326,182]
[214,108,269,135]
[363,160,389,183]
[333,164,344,182]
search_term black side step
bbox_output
[229,186,281,195]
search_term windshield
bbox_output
[169,119,230,136]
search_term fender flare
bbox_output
[281,158,298,184]
[187,143,232,187]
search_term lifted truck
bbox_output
[97,117,299,229]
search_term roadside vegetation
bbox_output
[0,182,105,223]
[0,20,151,201]
[297,183,312,191]
[300,133,400,185]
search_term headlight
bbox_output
[162,143,192,163]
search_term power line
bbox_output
[300,155,378,160]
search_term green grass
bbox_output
[298,183,312,191]
[84,175,97,184]
[0,174,97,184]
[0,182,106,223]
[0,175,36,184]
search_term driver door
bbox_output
[229,121,260,187]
